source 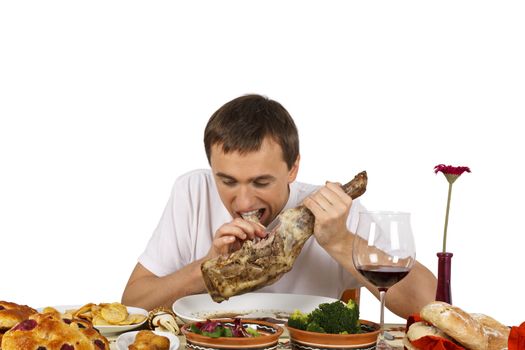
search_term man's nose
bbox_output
[235,185,255,210]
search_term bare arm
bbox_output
[122,218,266,310]
[121,260,208,311]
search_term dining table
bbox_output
[106,323,406,350]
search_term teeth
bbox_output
[241,209,263,223]
[241,209,260,218]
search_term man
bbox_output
[121,94,437,318]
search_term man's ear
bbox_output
[288,155,300,183]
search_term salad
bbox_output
[189,318,261,338]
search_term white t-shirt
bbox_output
[139,169,364,299]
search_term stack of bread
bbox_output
[405,301,510,350]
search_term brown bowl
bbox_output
[286,320,380,350]
[182,318,283,349]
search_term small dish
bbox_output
[116,330,179,350]
[182,318,283,350]
[286,320,380,350]
[37,305,148,336]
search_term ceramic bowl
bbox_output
[116,330,179,350]
[182,318,283,350]
[286,320,380,350]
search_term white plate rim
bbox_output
[116,330,179,350]
[172,292,339,323]
[36,304,148,335]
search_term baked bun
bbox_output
[0,301,38,330]
[406,321,453,342]
[1,312,110,350]
[128,330,169,350]
[471,313,509,350]
[420,301,488,350]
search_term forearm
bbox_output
[122,259,208,311]
[384,262,437,318]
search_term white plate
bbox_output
[116,330,179,350]
[172,292,339,323]
[37,305,148,335]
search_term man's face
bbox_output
[210,137,299,226]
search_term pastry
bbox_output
[128,330,169,350]
[1,312,109,350]
[0,301,38,347]
[0,301,38,331]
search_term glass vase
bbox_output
[435,252,453,304]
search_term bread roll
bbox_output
[420,301,488,350]
[406,321,453,342]
[471,313,509,350]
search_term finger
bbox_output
[325,181,353,205]
[214,235,235,247]
[231,218,263,240]
[212,235,236,254]
[255,227,268,238]
[303,196,328,220]
[309,187,340,211]
[249,221,267,238]
[310,189,349,222]
[216,224,248,241]
[318,185,350,211]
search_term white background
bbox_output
[1,1,524,326]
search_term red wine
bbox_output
[357,265,410,290]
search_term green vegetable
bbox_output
[202,327,223,338]
[246,327,261,337]
[190,324,201,334]
[288,309,309,330]
[222,327,233,337]
[288,299,360,334]
[305,321,326,333]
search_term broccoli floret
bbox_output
[308,301,360,334]
[346,298,358,311]
[305,321,326,333]
[288,309,309,330]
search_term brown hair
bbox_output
[204,94,299,169]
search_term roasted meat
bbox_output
[201,171,367,303]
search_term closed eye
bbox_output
[253,181,270,188]
[222,179,237,187]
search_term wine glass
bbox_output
[352,211,416,350]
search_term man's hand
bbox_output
[205,218,267,259]
[303,181,353,248]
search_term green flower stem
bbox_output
[443,182,453,253]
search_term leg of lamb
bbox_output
[201,171,368,302]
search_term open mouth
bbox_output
[240,209,265,222]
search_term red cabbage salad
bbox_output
[188,318,261,338]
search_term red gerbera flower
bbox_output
[435,164,471,252]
